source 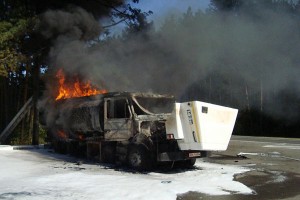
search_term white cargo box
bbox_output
[166,101,238,151]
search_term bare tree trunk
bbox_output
[0,77,4,131]
[229,80,233,105]
[260,78,263,135]
[260,79,263,112]
[245,84,250,111]
[21,65,29,143]
[209,76,212,101]
[29,107,34,142]
[4,77,9,128]
[32,64,39,145]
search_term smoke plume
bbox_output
[38,6,102,42]
[41,3,300,120]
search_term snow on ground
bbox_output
[0,146,253,200]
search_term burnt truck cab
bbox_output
[103,93,173,141]
[101,93,192,167]
[51,92,238,170]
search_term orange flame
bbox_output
[55,69,107,100]
[57,130,67,140]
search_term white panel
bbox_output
[166,101,238,151]
[165,103,184,139]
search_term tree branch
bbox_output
[102,18,127,28]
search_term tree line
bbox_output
[1,0,300,144]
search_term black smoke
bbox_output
[40,2,300,129]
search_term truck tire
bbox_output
[127,145,151,171]
[177,158,196,168]
[184,158,196,167]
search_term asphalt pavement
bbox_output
[179,135,300,200]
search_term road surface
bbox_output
[179,135,300,200]
[0,135,299,200]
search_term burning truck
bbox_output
[48,91,238,170]
[45,69,238,170]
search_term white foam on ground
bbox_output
[0,145,14,150]
[237,152,260,156]
[0,147,253,200]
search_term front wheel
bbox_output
[127,145,151,171]
[184,158,196,167]
[177,158,196,168]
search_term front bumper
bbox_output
[157,151,202,162]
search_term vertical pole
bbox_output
[260,78,263,135]
[209,76,212,101]
[32,64,39,145]
[260,79,263,112]
[21,65,29,144]
[245,84,250,111]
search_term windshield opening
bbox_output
[132,96,175,115]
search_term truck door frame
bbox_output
[104,97,133,141]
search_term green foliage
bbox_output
[38,125,47,144]
[9,123,47,145]
[0,18,30,77]
[0,0,150,144]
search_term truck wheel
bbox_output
[177,158,196,168]
[185,158,196,167]
[127,145,150,171]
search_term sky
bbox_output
[136,0,210,23]
[109,0,210,34]
[137,0,210,13]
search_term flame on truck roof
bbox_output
[55,92,174,102]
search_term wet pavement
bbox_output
[178,136,300,200]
